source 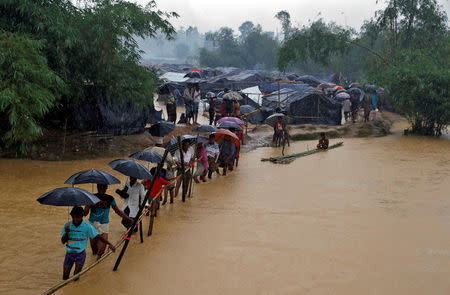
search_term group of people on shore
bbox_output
[166,84,243,127]
[341,90,382,124]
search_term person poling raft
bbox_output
[261,136,344,164]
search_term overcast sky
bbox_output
[134,0,450,33]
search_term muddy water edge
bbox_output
[0,128,449,295]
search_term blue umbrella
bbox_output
[129,150,163,164]
[217,121,243,131]
[37,187,100,206]
[64,169,120,185]
[108,159,152,179]
[147,121,175,137]
[193,125,219,133]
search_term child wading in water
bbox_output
[206,134,220,179]
[194,142,209,183]
[61,206,115,280]
[162,163,176,205]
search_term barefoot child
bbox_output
[61,206,115,280]
[143,167,170,217]
[162,163,176,205]
[84,184,132,260]
[206,134,220,179]
[194,142,209,183]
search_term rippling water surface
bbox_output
[1,130,449,295]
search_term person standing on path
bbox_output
[61,206,115,280]
[206,134,220,179]
[193,84,201,124]
[217,135,236,176]
[166,94,177,124]
[84,184,132,260]
[342,98,352,123]
[183,84,194,125]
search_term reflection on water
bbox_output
[0,134,449,295]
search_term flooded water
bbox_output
[1,129,449,295]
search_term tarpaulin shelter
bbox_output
[159,72,189,83]
[295,75,324,87]
[288,93,342,125]
[262,87,315,112]
[70,96,162,135]
[241,86,263,106]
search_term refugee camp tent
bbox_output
[70,95,162,135]
[240,105,264,124]
[288,92,342,125]
[159,72,189,83]
[295,75,324,87]
[262,87,315,112]
[241,86,263,106]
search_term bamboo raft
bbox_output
[261,142,344,164]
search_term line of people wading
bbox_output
[60,133,241,280]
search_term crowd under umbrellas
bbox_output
[36,119,244,287]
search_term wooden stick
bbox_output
[113,149,169,271]
[188,137,198,198]
[139,220,143,243]
[147,200,156,236]
[177,136,186,203]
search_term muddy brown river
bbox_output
[1,125,449,295]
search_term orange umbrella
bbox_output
[214,129,240,147]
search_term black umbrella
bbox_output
[108,159,152,179]
[166,135,198,155]
[240,105,255,115]
[265,113,291,127]
[217,121,243,131]
[129,150,163,164]
[347,88,362,96]
[147,121,175,137]
[64,169,120,185]
[37,187,100,206]
[193,125,220,133]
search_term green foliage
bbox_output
[0,31,64,153]
[199,24,279,70]
[373,49,449,136]
[277,19,352,72]
[0,0,177,153]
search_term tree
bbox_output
[277,20,352,72]
[275,10,292,39]
[239,21,254,41]
[0,0,178,152]
[0,32,65,153]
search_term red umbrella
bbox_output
[214,129,240,147]
[334,86,345,91]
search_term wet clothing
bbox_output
[88,193,116,224]
[218,139,236,164]
[196,146,209,172]
[343,99,351,113]
[61,221,98,253]
[121,182,145,218]
[206,142,219,158]
[166,101,177,123]
[174,146,195,165]
[142,177,170,203]
[63,250,86,268]
[317,137,329,149]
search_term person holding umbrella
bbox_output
[61,206,116,280]
[217,134,236,176]
[84,184,132,260]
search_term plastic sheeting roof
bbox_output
[241,86,262,105]
[159,72,189,83]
